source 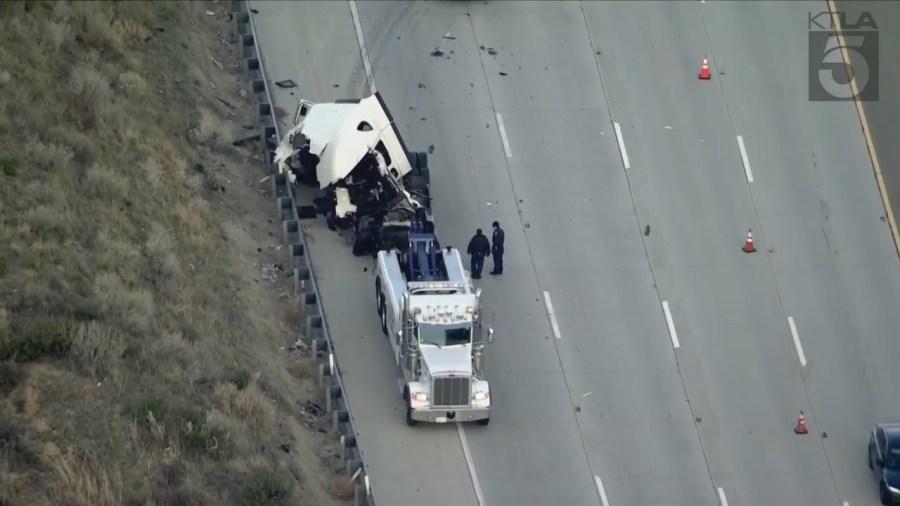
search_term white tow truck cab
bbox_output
[375,223,494,426]
[273,93,432,257]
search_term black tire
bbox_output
[476,417,490,427]
[406,406,417,427]
[375,278,382,314]
[416,151,428,169]
[880,482,891,505]
[869,444,874,470]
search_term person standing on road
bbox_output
[467,228,491,279]
[490,220,505,275]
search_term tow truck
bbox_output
[375,222,493,426]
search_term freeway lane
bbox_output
[355,1,717,505]
[588,0,900,504]
[583,3,839,504]
[702,2,900,504]
[250,2,479,505]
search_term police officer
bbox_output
[467,228,491,279]
[490,220,505,275]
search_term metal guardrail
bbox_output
[230,2,374,504]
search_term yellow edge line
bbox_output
[826,0,900,261]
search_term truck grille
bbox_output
[432,376,470,407]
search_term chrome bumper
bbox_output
[410,406,489,423]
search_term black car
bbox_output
[869,423,900,505]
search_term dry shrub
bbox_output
[328,476,355,501]
[92,272,155,337]
[41,19,71,51]
[173,199,214,251]
[69,1,123,56]
[94,230,141,273]
[139,156,164,187]
[41,442,123,506]
[156,139,186,185]
[204,409,254,456]
[25,138,74,172]
[84,163,128,200]
[68,321,124,378]
[211,382,276,435]
[189,107,222,146]
[116,70,146,96]
[143,223,181,288]
[287,358,313,380]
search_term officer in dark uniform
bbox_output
[466,228,491,279]
[490,220,505,275]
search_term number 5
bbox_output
[818,34,870,99]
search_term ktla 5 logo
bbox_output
[808,10,879,102]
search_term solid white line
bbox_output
[348,0,376,94]
[457,423,486,506]
[496,112,512,158]
[594,475,611,506]
[717,487,729,506]
[736,135,754,183]
[613,122,631,170]
[662,300,680,349]
[788,316,807,367]
[542,290,562,339]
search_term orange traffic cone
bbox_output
[742,229,756,253]
[699,54,711,80]
[794,411,808,434]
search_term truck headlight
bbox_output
[473,391,489,401]
[412,392,429,402]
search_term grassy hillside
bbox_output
[0,1,348,505]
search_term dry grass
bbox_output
[0,1,347,505]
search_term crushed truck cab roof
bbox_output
[274,94,413,189]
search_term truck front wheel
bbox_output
[476,417,490,426]
[406,405,418,427]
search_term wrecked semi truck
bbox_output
[274,93,495,426]
[274,92,433,257]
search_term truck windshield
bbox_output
[417,323,471,347]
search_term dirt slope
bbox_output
[0,1,348,505]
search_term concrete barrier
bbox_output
[231,3,374,504]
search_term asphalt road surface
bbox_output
[250,1,900,505]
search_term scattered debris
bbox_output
[232,133,261,147]
[217,97,234,109]
[288,338,309,352]
[304,400,325,418]
[499,72,507,76]
[250,7,259,14]
[443,34,457,40]
[696,416,702,423]
[209,56,224,70]
[430,49,445,57]
[259,175,271,184]
[275,79,297,88]
[575,406,581,412]
[665,125,673,130]
[206,10,215,15]
[333,84,339,88]
[582,392,592,397]
[644,225,650,236]
[428,144,435,154]
[488,48,497,56]
[258,263,288,281]
[280,443,292,453]
[418,83,426,89]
